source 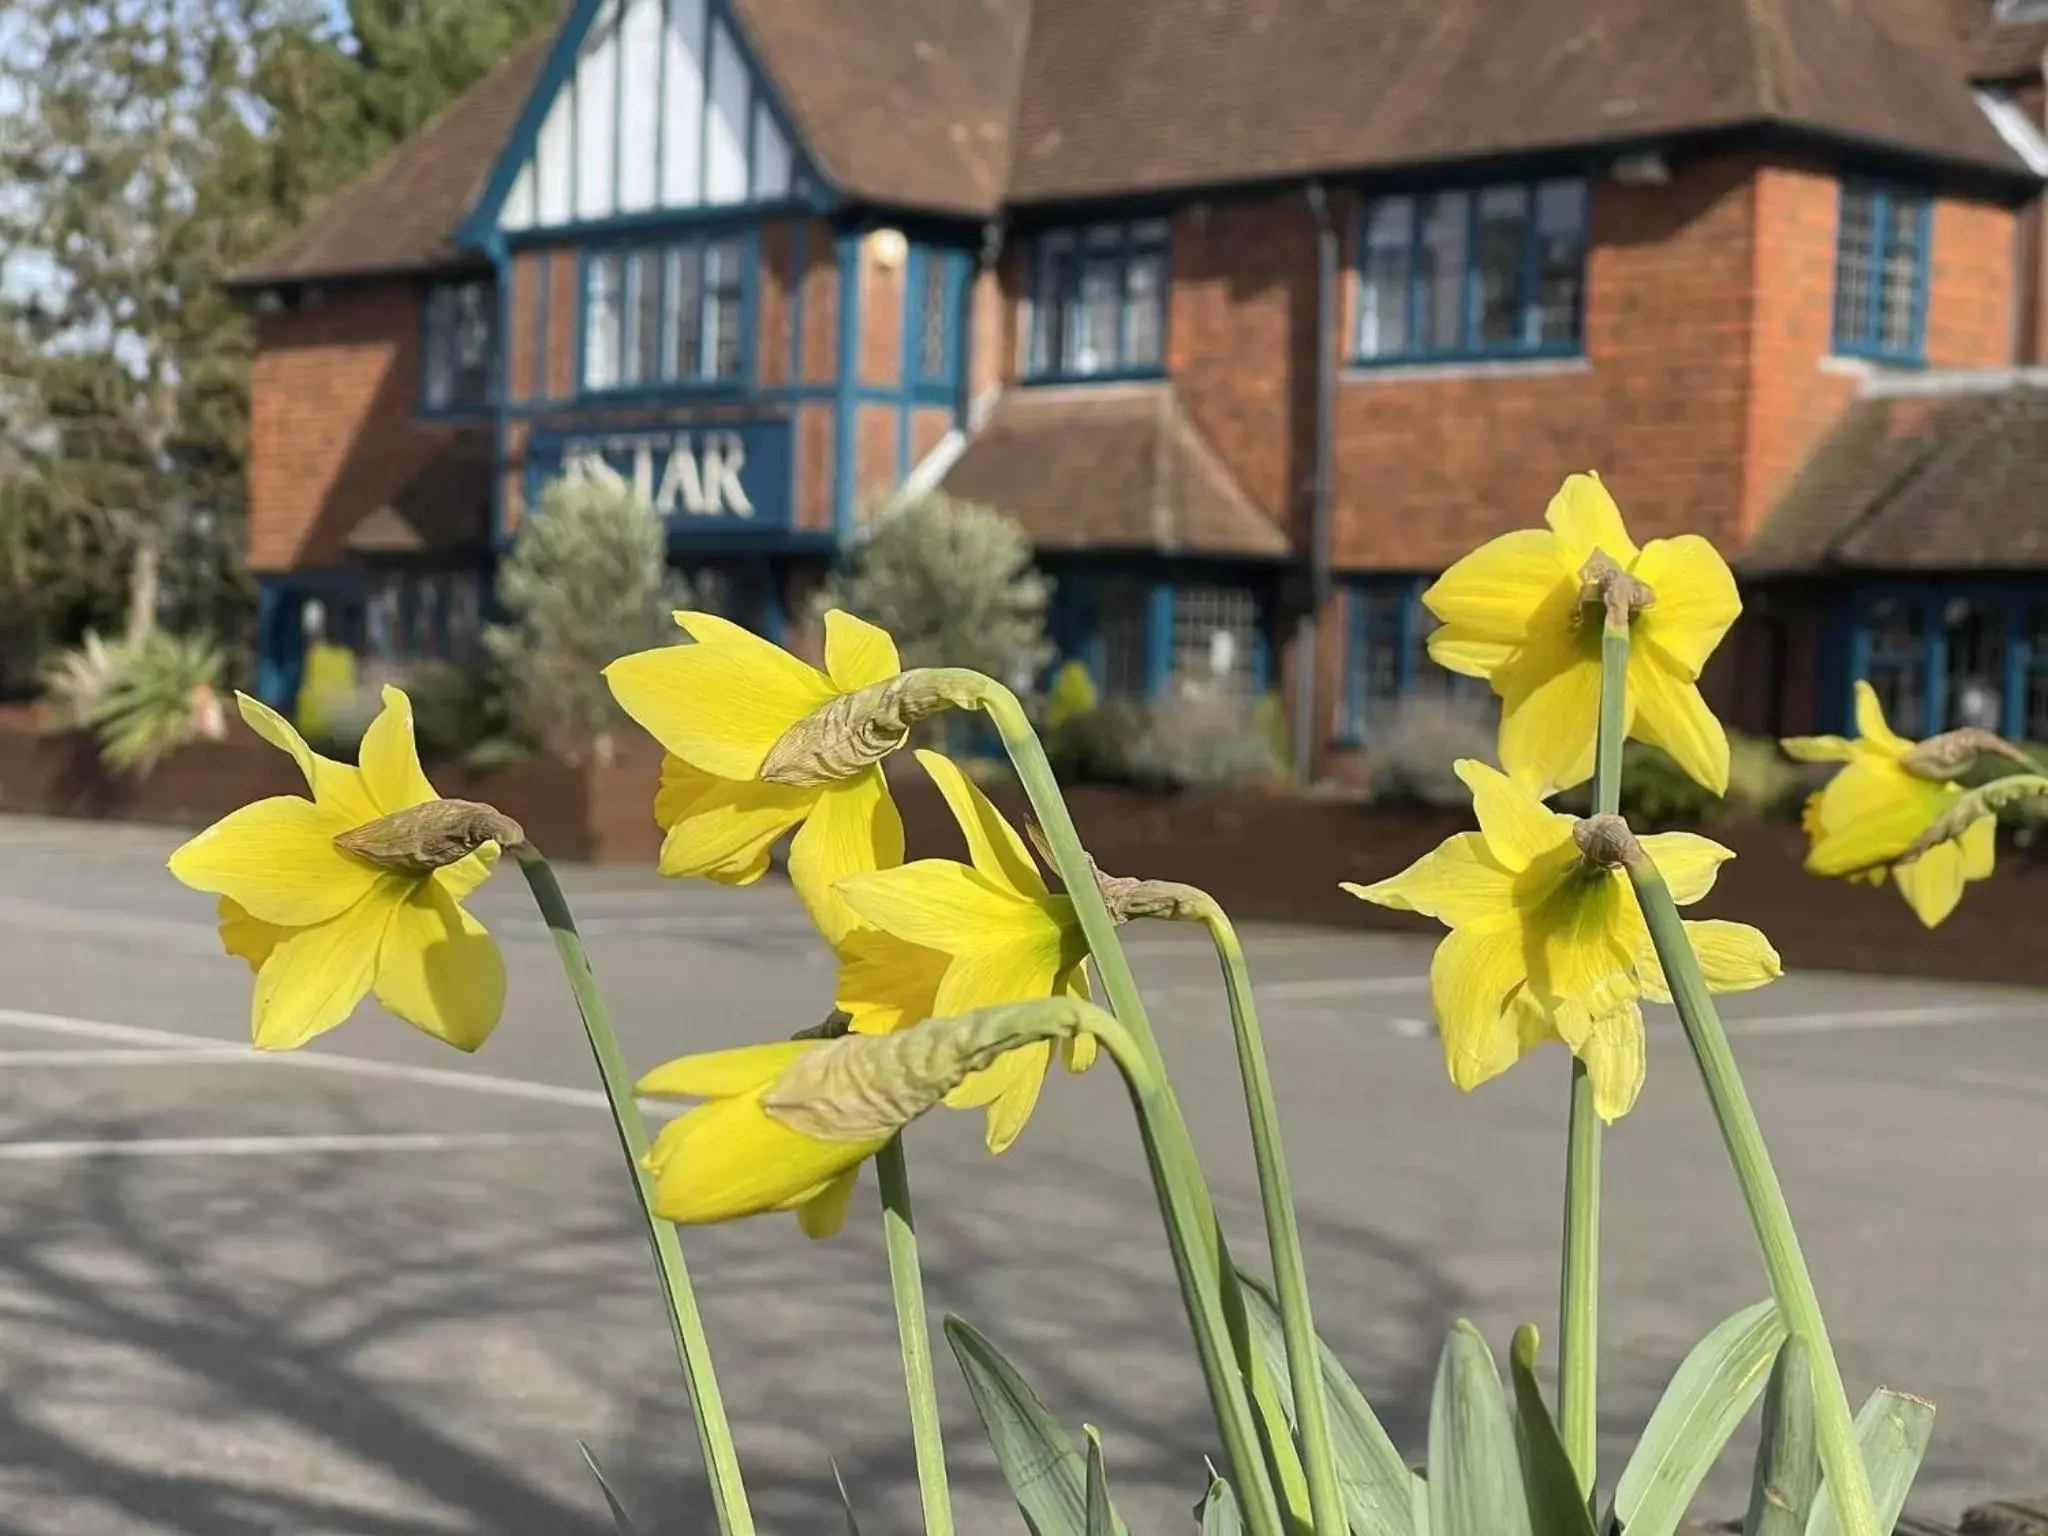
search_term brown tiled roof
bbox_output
[1741,379,2048,574]
[1969,16,2048,81]
[731,0,1029,216]
[241,0,2033,284]
[1006,0,2027,205]
[343,435,494,558]
[230,34,554,286]
[941,385,1292,558]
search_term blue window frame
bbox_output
[1341,578,1491,740]
[580,231,753,395]
[1026,218,1170,382]
[420,278,497,414]
[1832,182,1931,364]
[906,245,966,398]
[1353,179,1587,364]
[1848,583,2048,742]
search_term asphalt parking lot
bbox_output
[0,812,2041,1534]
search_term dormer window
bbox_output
[420,279,495,413]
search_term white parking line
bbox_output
[1723,1002,2038,1036]
[0,1131,596,1161]
[0,1047,248,1067]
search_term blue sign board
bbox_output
[527,421,793,532]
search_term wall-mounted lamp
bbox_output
[1610,150,1670,186]
[866,228,908,271]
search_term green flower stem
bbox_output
[1627,860,1881,1536]
[968,681,1294,1536]
[1559,618,1629,1495]
[875,1136,954,1536]
[511,847,756,1536]
[1193,896,1347,1536]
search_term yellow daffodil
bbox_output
[167,689,505,1052]
[1784,681,1995,927]
[605,609,907,945]
[1344,760,1779,1120]
[1424,473,1742,797]
[834,750,1095,1154]
[638,1040,882,1239]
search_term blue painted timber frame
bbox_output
[1843,578,2048,741]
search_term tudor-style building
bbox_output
[232,0,2048,773]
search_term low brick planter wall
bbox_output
[5,725,2046,987]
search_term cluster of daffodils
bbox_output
[162,469,1991,1536]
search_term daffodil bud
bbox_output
[761,995,1108,1141]
[1023,822,1209,922]
[758,666,987,787]
[333,798,525,872]
[1576,549,1655,629]
[1572,812,1644,871]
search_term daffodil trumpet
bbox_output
[511,843,757,1536]
[1622,840,1883,1536]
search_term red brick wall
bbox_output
[798,220,839,384]
[247,282,479,573]
[860,234,905,389]
[855,403,899,520]
[1170,193,1319,545]
[911,406,953,466]
[757,222,795,389]
[796,400,835,533]
[1926,194,2016,368]
[546,253,578,400]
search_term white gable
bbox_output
[500,0,795,233]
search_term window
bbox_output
[1096,579,1150,699]
[1833,182,1929,363]
[362,571,484,666]
[1354,179,1586,363]
[1170,586,1261,701]
[583,234,749,392]
[1862,596,1927,736]
[918,256,950,380]
[1342,579,1492,740]
[421,279,496,412]
[1026,218,1170,380]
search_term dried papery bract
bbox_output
[1897,727,2035,783]
[1024,821,1209,923]
[763,995,1111,1143]
[334,798,526,871]
[1577,549,1655,630]
[758,668,987,787]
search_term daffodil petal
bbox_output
[795,1167,861,1239]
[1428,921,1529,1092]
[1454,760,1576,872]
[835,926,947,1036]
[932,933,1068,1018]
[605,637,837,780]
[1806,762,1947,875]
[1634,831,1735,905]
[653,756,816,884]
[916,749,1045,897]
[1893,837,1970,928]
[1852,681,1910,756]
[1781,734,1855,763]
[637,1040,815,1100]
[972,1040,1052,1154]
[1637,918,1782,1002]
[823,610,902,692]
[1631,535,1740,680]
[788,768,906,946]
[644,1094,882,1224]
[218,896,280,973]
[839,862,1058,953]
[1544,472,1638,567]
[169,796,382,927]
[1420,529,1575,645]
[357,686,439,815]
[1960,813,1997,880]
[372,881,505,1052]
[1577,1002,1646,1122]
[1060,962,1098,1073]
[1526,871,1640,1020]
[236,692,381,824]
[1427,629,1516,679]
[674,611,763,646]
[249,892,393,1050]
[436,841,500,903]
[1342,832,1517,925]
[1629,650,1730,796]
[1495,634,1606,796]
